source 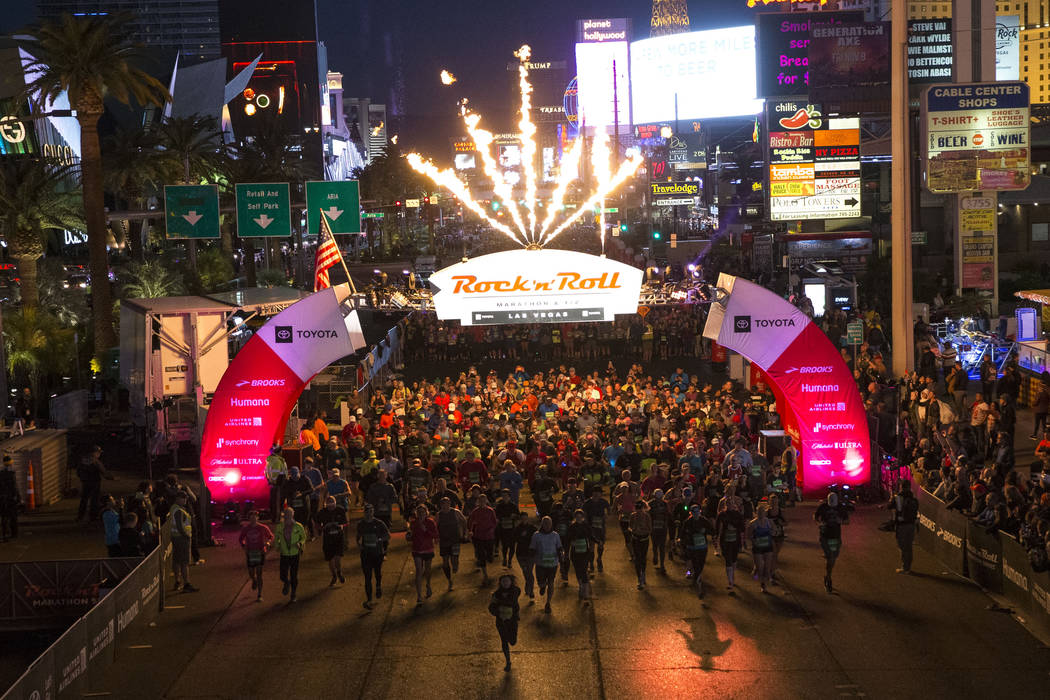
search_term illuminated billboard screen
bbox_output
[630,26,763,124]
[575,19,631,132]
[454,153,476,170]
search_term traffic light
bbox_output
[653,231,662,240]
[491,200,501,211]
[395,200,402,207]
[423,196,430,205]
[620,223,628,233]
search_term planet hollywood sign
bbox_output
[429,249,643,326]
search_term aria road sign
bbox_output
[164,184,220,239]
[236,183,291,238]
[305,180,362,235]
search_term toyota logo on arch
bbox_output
[275,325,293,343]
[733,315,797,333]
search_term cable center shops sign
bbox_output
[766,100,861,221]
[650,181,700,205]
[922,81,1030,193]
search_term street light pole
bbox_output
[891,0,914,376]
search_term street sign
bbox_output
[362,212,385,219]
[405,198,421,208]
[235,183,290,238]
[653,197,697,206]
[922,81,1030,192]
[305,180,362,235]
[164,184,220,239]
[911,230,927,244]
[846,320,864,345]
[601,207,619,213]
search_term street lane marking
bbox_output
[129,645,152,649]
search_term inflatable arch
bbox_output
[703,273,871,495]
[200,284,366,501]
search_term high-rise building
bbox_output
[37,0,220,62]
[344,97,388,164]
[649,0,690,37]
[907,2,1050,103]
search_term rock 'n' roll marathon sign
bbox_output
[704,273,870,493]
[429,249,644,326]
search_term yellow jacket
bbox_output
[273,521,307,556]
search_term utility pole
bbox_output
[890,0,914,375]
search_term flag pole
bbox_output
[321,209,357,295]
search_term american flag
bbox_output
[314,211,344,292]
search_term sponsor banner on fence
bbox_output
[916,488,940,554]
[965,519,1003,593]
[1001,534,1032,615]
[934,505,968,577]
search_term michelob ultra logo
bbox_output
[650,182,700,197]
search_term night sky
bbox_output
[2,0,759,153]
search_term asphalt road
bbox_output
[83,501,1050,700]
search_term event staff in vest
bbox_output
[265,444,288,523]
[170,492,198,592]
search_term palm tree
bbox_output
[3,307,75,413]
[18,13,170,358]
[0,157,83,308]
[103,126,176,261]
[120,260,184,299]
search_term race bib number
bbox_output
[290,497,304,508]
[247,550,264,566]
[325,523,341,537]
[590,516,605,528]
[723,528,737,543]
[501,517,514,529]
[572,539,588,553]
[469,472,480,483]
[691,534,707,549]
[826,538,841,551]
[498,605,514,621]
[754,535,771,549]
[362,533,378,548]
[556,524,568,537]
[541,554,558,568]
[450,543,460,556]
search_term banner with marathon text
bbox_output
[965,520,1003,594]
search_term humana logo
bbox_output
[801,383,839,393]
[231,397,270,407]
[1004,560,1028,590]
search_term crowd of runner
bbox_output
[238,359,861,635]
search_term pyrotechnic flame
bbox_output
[406,46,642,250]
[391,135,398,144]
[406,153,524,245]
[370,120,384,136]
[514,45,540,243]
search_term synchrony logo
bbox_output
[813,422,855,433]
[216,437,260,449]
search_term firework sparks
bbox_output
[407,46,642,251]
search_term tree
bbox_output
[120,260,184,299]
[19,13,170,358]
[3,307,75,412]
[0,157,83,308]
[103,126,176,261]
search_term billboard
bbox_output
[996,15,1020,81]
[922,81,1030,192]
[767,100,861,221]
[429,249,643,326]
[754,11,864,98]
[908,19,953,84]
[575,19,631,132]
[808,22,890,88]
[630,26,762,124]
[651,180,700,205]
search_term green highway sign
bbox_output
[235,183,290,238]
[164,184,220,239]
[305,180,362,234]
[602,207,619,213]
[362,212,385,219]
[846,320,865,345]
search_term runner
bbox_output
[613,469,639,559]
[324,468,351,513]
[436,497,468,591]
[356,504,390,609]
[530,515,563,613]
[582,487,610,573]
[488,573,521,672]
[315,496,348,586]
[495,490,519,567]
[274,507,307,603]
[280,467,311,528]
[532,466,559,518]
[678,504,713,598]
[238,510,273,602]
[767,497,787,584]
[715,499,746,595]
[565,509,594,602]
[815,491,847,593]
[747,504,775,593]
[403,458,432,514]
[302,458,325,538]
[408,503,439,605]
[551,497,574,584]
[366,469,399,529]
[513,512,538,600]
[497,460,524,506]
[467,493,498,586]
[628,499,652,590]
[648,488,670,571]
